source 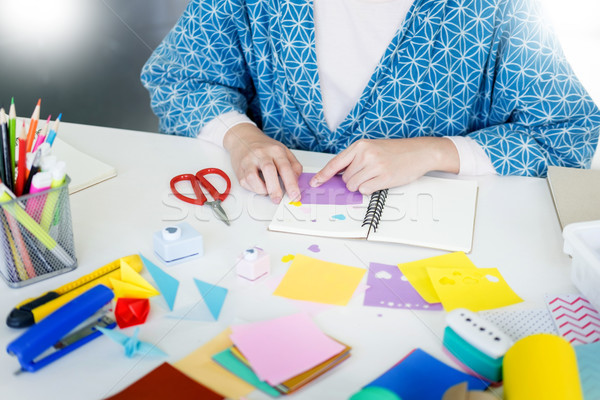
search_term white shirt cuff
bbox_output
[445,136,497,176]
[198,111,256,147]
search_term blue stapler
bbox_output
[7,284,116,373]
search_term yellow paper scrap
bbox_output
[109,260,160,299]
[109,278,158,299]
[398,252,476,303]
[281,254,295,263]
[173,328,254,399]
[427,267,523,312]
[273,254,366,305]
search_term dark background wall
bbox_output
[0,0,189,133]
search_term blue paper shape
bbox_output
[193,279,228,320]
[140,254,179,310]
[365,348,489,400]
[575,341,600,400]
[98,327,167,358]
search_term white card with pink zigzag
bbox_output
[545,294,600,346]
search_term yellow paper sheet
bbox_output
[427,267,523,312]
[273,254,366,305]
[398,252,476,303]
[173,328,255,399]
[110,260,160,299]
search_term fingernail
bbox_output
[273,196,282,204]
[289,191,299,201]
[309,179,320,188]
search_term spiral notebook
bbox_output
[268,174,478,252]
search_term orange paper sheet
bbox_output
[173,328,255,399]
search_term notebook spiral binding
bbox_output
[361,189,388,232]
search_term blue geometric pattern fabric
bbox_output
[141,0,600,176]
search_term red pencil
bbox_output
[15,121,28,196]
[25,98,41,153]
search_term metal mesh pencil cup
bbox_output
[0,176,77,288]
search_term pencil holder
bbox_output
[0,177,77,288]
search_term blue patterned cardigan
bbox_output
[141,0,600,176]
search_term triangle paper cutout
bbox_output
[140,254,179,311]
[193,279,228,320]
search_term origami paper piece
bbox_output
[98,327,167,358]
[398,252,476,304]
[115,298,150,328]
[364,263,442,311]
[297,173,363,205]
[109,259,160,299]
[173,328,255,399]
[427,267,522,312]
[140,254,179,310]
[273,254,365,305]
[194,279,228,320]
[230,313,346,385]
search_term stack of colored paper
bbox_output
[212,313,351,395]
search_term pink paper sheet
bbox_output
[230,313,346,385]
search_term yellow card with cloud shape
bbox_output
[273,254,366,305]
[109,260,160,299]
[427,267,523,312]
[398,252,476,303]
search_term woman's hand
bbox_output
[309,137,459,194]
[224,123,302,203]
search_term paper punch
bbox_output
[153,222,203,265]
[443,308,513,383]
[6,285,116,373]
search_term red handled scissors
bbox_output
[170,168,232,226]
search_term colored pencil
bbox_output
[45,113,62,146]
[32,115,51,153]
[22,149,42,195]
[0,108,13,191]
[8,98,16,181]
[25,98,41,153]
[15,122,27,196]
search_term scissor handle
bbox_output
[195,168,231,202]
[170,173,208,205]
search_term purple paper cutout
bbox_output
[297,173,363,205]
[364,263,443,311]
[308,244,321,253]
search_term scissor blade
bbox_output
[211,202,230,226]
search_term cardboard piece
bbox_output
[442,382,497,400]
[547,166,600,229]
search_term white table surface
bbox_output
[0,122,577,400]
